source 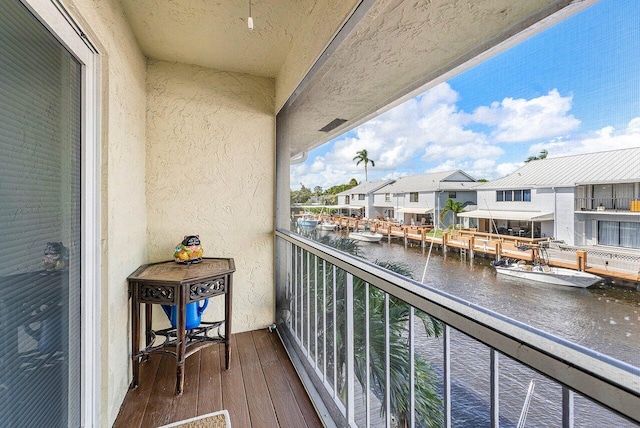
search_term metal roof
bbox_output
[374,170,476,193]
[477,147,640,190]
[336,179,395,196]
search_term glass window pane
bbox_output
[0,0,82,425]
[598,221,619,246]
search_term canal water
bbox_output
[315,230,640,427]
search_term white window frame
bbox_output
[19,1,101,426]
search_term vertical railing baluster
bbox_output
[314,255,318,366]
[385,293,391,427]
[346,273,355,425]
[332,265,337,400]
[562,387,574,428]
[365,283,371,428]
[293,246,298,337]
[287,242,292,328]
[306,251,310,353]
[322,260,327,383]
[491,349,500,428]
[444,325,451,428]
[410,306,415,428]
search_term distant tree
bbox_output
[477,178,489,182]
[525,149,548,163]
[349,178,359,186]
[353,149,375,181]
[313,186,323,197]
[290,183,312,204]
[439,198,465,227]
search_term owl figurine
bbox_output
[173,235,204,264]
[42,242,69,272]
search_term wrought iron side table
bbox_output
[127,258,235,395]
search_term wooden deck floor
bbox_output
[113,329,323,428]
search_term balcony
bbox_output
[112,231,640,427]
[575,197,640,212]
[113,330,322,428]
[274,230,640,427]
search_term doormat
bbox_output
[158,410,230,428]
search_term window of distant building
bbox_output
[599,221,640,249]
[345,195,350,204]
[410,192,419,202]
[358,194,365,200]
[448,192,457,199]
[385,193,391,202]
[497,189,531,202]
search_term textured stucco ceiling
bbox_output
[119,0,341,78]
[279,0,592,156]
[120,0,591,156]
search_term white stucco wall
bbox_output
[62,0,148,426]
[145,60,276,333]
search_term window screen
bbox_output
[0,0,82,426]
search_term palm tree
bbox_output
[439,198,465,228]
[353,149,375,181]
[525,149,548,163]
[308,236,443,426]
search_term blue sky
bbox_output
[291,0,640,190]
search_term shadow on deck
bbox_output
[113,330,322,428]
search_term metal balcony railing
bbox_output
[575,197,637,212]
[275,230,640,427]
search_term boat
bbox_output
[348,230,383,243]
[491,257,602,288]
[296,213,319,228]
[316,220,337,231]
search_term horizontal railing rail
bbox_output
[275,229,640,427]
[575,197,636,211]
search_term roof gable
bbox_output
[374,170,476,193]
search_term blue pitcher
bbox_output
[162,300,208,330]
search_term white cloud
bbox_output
[522,117,640,158]
[472,89,580,143]
[290,82,639,190]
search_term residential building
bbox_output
[2,1,637,427]
[336,179,394,218]
[461,148,640,249]
[373,170,477,226]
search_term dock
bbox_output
[331,216,640,284]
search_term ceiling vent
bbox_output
[319,118,347,132]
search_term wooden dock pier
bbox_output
[331,217,640,284]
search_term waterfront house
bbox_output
[3,1,638,427]
[372,170,477,226]
[336,179,395,219]
[460,148,640,250]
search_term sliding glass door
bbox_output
[0,0,89,425]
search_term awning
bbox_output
[458,210,554,221]
[348,205,365,210]
[397,207,434,214]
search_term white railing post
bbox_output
[562,387,574,428]
[409,306,416,428]
[365,282,371,427]
[385,293,391,427]
[444,325,451,428]
[323,260,327,383]
[491,349,500,427]
[346,273,355,425]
